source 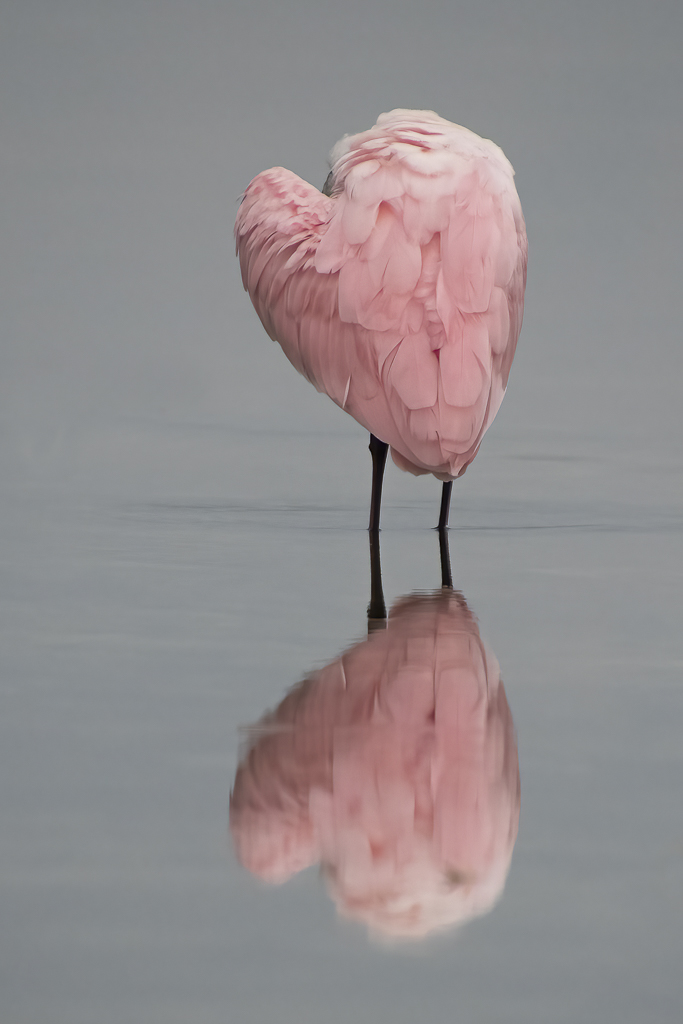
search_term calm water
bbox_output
[2,1,682,1020]
[2,424,682,1024]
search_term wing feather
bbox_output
[235,112,527,480]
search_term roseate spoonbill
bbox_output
[235,109,527,531]
[230,544,520,939]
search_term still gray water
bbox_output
[2,1,682,1022]
[3,425,682,1023]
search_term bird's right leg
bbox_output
[368,434,389,534]
[437,481,453,533]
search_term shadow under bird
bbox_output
[235,109,527,531]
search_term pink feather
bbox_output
[235,110,527,480]
[229,590,520,938]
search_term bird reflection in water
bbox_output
[230,533,520,939]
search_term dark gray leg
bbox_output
[437,480,452,532]
[368,434,389,534]
[438,526,453,590]
[367,531,387,632]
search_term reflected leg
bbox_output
[368,433,389,534]
[367,531,387,632]
[438,526,453,590]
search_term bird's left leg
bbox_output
[368,434,389,534]
[437,481,453,533]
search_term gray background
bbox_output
[1,1,682,1022]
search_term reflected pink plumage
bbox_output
[230,592,520,938]
[235,109,527,480]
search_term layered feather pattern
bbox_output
[235,109,527,480]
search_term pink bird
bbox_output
[230,589,520,939]
[235,109,527,531]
